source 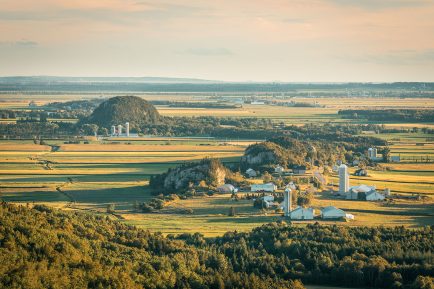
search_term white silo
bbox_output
[338,164,349,194]
[111,125,116,136]
[283,188,292,217]
[117,124,122,136]
[125,122,130,137]
[368,148,378,160]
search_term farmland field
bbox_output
[1,96,433,236]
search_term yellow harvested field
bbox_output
[59,144,246,152]
[383,163,434,171]
[294,97,434,109]
[0,144,52,151]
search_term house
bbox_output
[365,191,385,201]
[260,195,277,208]
[251,183,277,192]
[274,165,285,174]
[354,168,368,176]
[346,213,355,220]
[293,165,307,175]
[289,206,315,220]
[346,184,376,200]
[245,168,257,178]
[321,206,346,219]
[217,184,238,194]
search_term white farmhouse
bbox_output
[251,183,277,192]
[289,207,315,220]
[274,165,285,174]
[321,206,346,219]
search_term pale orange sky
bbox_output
[1,0,434,81]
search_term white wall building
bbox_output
[321,206,346,219]
[366,191,385,201]
[251,183,277,192]
[289,206,314,220]
[275,165,285,174]
[347,184,376,200]
[339,164,349,194]
[217,184,237,193]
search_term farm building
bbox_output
[289,207,315,220]
[293,165,307,175]
[391,156,401,162]
[245,168,257,178]
[321,206,346,219]
[347,184,376,200]
[366,191,385,201]
[354,168,368,176]
[261,195,277,208]
[274,165,285,174]
[217,184,238,193]
[251,183,277,192]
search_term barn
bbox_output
[251,183,277,192]
[366,191,385,201]
[289,207,315,220]
[321,206,346,219]
[217,184,238,193]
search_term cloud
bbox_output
[0,2,211,24]
[0,40,38,47]
[181,48,233,56]
[326,0,433,10]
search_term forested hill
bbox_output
[0,203,303,289]
[88,95,161,128]
[0,202,433,289]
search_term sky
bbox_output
[1,0,434,82]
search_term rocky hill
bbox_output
[88,95,160,127]
[150,158,228,192]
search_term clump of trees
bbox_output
[0,202,304,289]
[339,109,434,123]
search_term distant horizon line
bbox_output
[0,75,433,84]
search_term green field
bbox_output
[1,96,434,236]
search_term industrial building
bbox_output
[251,183,277,192]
